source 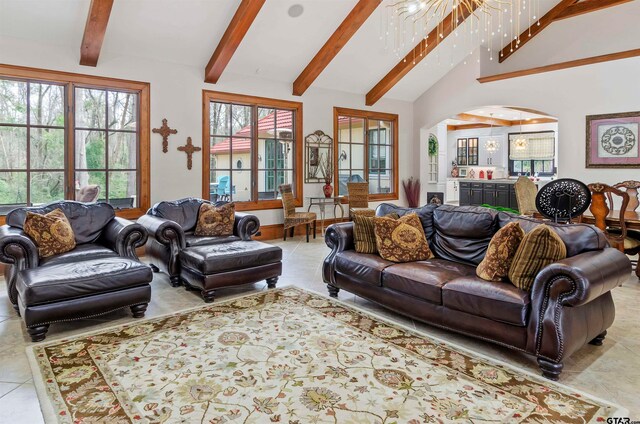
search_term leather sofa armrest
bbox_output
[136,214,186,249]
[233,212,260,241]
[100,217,149,259]
[532,248,631,307]
[322,222,355,286]
[0,225,39,268]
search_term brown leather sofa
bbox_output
[0,201,152,341]
[323,203,632,380]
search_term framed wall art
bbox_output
[586,111,640,168]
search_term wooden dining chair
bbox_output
[587,183,630,252]
[606,180,640,278]
[278,184,316,242]
[346,181,374,219]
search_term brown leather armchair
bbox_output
[137,198,260,287]
[323,203,631,380]
[0,201,152,341]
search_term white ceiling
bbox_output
[0,0,625,102]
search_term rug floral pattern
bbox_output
[32,288,616,423]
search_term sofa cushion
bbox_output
[179,241,282,275]
[432,205,498,266]
[16,258,152,306]
[335,251,395,286]
[509,224,567,291]
[7,201,115,244]
[194,202,235,236]
[376,203,438,241]
[23,209,76,258]
[39,244,118,267]
[382,259,476,304]
[497,212,607,257]
[149,198,230,232]
[374,214,433,263]
[442,277,530,326]
[354,212,399,254]
[185,234,241,247]
[476,222,525,282]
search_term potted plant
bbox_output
[319,153,334,198]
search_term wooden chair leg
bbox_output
[306,223,310,243]
[290,227,295,237]
[313,220,317,239]
[283,226,287,241]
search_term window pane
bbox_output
[231,171,250,202]
[231,137,251,160]
[379,123,391,144]
[338,143,350,170]
[257,107,275,139]
[0,80,27,124]
[75,88,106,129]
[0,126,27,169]
[108,91,137,131]
[108,132,137,169]
[31,171,64,205]
[257,170,278,200]
[30,83,64,127]
[30,128,64,169]
[274,109,293,137]
[108,171,137,209]
[0,171,27,208]
[211,136,231,171]
[371,171,392,194]
[351,118,365,144]
[75,130,106,169]
[232,104,252,135]
[76,171,105,200]
[351,143,365,169]
[337,116,349,142]
[210,102,230,136]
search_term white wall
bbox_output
[414,55,640,189]
[0,35,415,225]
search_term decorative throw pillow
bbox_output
[508,224,567,291]
[194,202,235,236]
[353,212,399,254]
[23,209,76,258]
[373,213,433,262]
[476,222,525,282]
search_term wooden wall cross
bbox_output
[152,118,178,153]
[177,137,201,170]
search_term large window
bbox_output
[334,107,398,200]
[508,131,556,177]
[203,91,302,211]
[0,65,150,220]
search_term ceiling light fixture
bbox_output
[288,4,304,18]
[514,112,528,151]
[484,113,499,164]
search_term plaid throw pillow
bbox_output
[353,212,399,254]
[194,203,235,237]
[508,224,567,291]
[23,209,76,258]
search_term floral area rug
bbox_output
[29,287,622,423]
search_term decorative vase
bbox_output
[323,183,333,198]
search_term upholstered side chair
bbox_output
[514,176,538,216]
[347,181,374,219]
[278,184,316,242]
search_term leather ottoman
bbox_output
[178,241,282,302]
[16,258,153,342]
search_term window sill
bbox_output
[337,193,398,204]
[233,198,302,212]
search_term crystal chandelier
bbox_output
[382,0,541,62]
[484,113,499,153]
[514,113,528,150]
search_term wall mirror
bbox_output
[305,130,334,183]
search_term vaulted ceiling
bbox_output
[0,0,636,103]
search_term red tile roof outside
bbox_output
[211,110,293,154]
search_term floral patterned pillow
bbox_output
[476,222,525,282]
[23,208,76,258]
[373,213,433,262]
[194,203,235,237]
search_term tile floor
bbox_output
[0,236,638,422]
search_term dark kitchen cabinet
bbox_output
[482,183,510,208]
[460,182,483,206]
[459,181,520,210]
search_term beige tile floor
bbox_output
[0,237,638,422]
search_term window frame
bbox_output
[202,90,303,211]
[507,130,556,177]
[0,64,150,225]
[333,107,399,202]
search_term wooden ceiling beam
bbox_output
[365,2,482,106]
[511,117,558,125]
[293,0,381,96]
[554,0,632,20]
[498,0,577,63]
[79,0,114,67]
[447,123,492,131]
[204,0,265,84]
[455,113,513,127]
